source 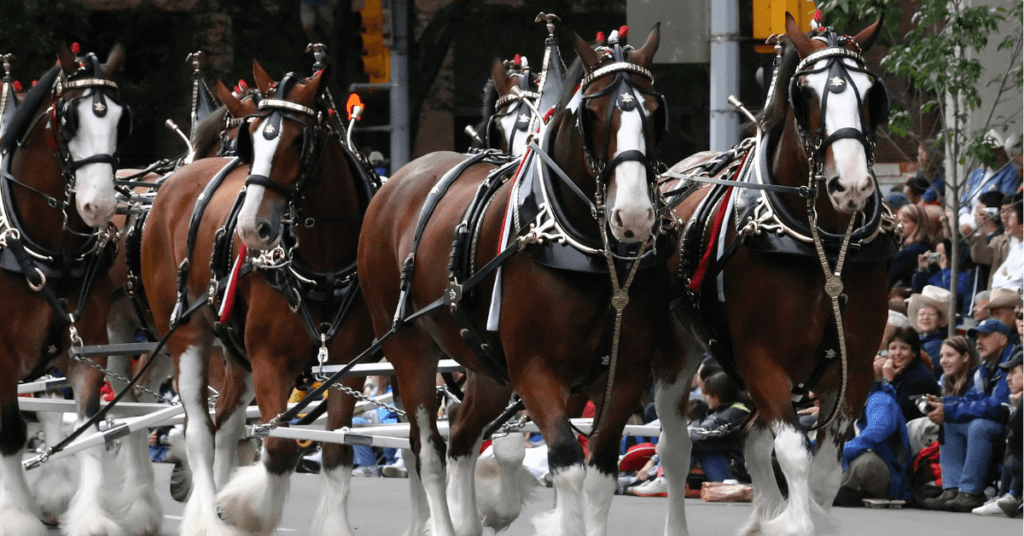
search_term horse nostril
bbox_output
[615,211,625,229]
[827,177,846,195]
[256,222,272,240]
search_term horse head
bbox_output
[213,80,260,156]
[567,25,665,245]
[488,58,540,155]
[784,13,887,214]
[235,61,326,250]
[55,42,130,228]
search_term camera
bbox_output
[927,252,941,264]
[910,394,930,414]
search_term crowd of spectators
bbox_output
[869,129,1023,516]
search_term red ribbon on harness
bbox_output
[219,243,247,323]
[686,152,749,292]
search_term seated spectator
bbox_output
[886,190,910,211]
[973,349,1022,517]
[881,326,940,421]
[891,204,934,288]
[912,238,971,320]
[922,318,1015,512]
[834,369,911,506]
[971,193,1023,290]
[687,372,751,483]
[967,290,992,330]
[958,130,1018,235]
[912,141,946,204]
[938,336,979,397]
[907,285,951,374]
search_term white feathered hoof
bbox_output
[118,484,163,536]
[34,458,77,526]
[476,460,536,532]
[169,458,193,503]
[0,504,50,536]
[216,464,290,536]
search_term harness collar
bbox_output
[259,98,316,117]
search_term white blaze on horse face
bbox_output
[606,100,655,244]
[69,96,122,227]
[498,109,530,156]
[803,59,876,213]
[237,126,283,250]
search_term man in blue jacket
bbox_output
[958,130,1019,235]
[923,318,1014,512]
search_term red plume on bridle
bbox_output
[71,42,81,55]
[596,31,606,44]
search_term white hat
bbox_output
[984,129,1004,149]
[887,309,911,328]
[906,285,950,330]
[985,286,1022,311]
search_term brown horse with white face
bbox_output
[358,26,673,536]
[140,62,376,536]
[0,44,130,536]
[655,15,895,536]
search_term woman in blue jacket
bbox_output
[835,380,911,505]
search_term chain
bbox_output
[326,383,407,417]
[70,353,176,405]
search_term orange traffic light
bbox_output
[752,0,817,53]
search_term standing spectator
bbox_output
[922,318,1015,512]
[912,141,946,204]
[907,285,951,373]
[973,349,1022,517]
[882,326,941,421]
[989,194,1023,291]
[834,370,911,506]
[892,204,934,288]
[300,0,334,44]
[958,130,1018,235]
[969,194,1018,290]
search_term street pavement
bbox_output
[46,462,1023,535]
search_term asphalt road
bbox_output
[46,462,1022,535]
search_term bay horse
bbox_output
[358,26,673,536]
[140,61,378,536]
[85,80,263,534]
[0,44,131,536]
[656,15,896,535]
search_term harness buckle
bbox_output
[26,266,46,292]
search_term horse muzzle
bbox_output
[608,205,656,244]
[236,184,285,251]
[825,175,873,214]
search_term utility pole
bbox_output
[709,0,740,151]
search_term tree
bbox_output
[822,0,1023,335]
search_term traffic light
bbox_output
[752,0,817,53]
[357,0,390,83]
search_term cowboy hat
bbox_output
[906,285,950,330]
[984,286,1021,311]
[619,442,656,472]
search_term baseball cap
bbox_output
[968,318,1013,338]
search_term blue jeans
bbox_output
[690,453,731,482]
[940,418,1004,494]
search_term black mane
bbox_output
[192,106,228,158]
[1,66,60,153]
[471,78,497,148]
[756,37,800,133]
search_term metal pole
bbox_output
[709,0,740,151]
[389,0,410,170]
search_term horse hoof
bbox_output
[40,513,59,527]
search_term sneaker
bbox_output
[629,477,668,498]
[972,496,1004,516]
[921,488,959,510]
[352,465,380,477]
[944,492,986,513]
[997,494,1020,517]
[382,465,408,478]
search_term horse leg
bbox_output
[388,334,456,536]
[652,324,701,536]
[104,309,164,536]
[212,363,254,490]
[805,415,849,534]
[386,384,431,536]
[761,420,816,536]
[215,347,302,536]
[515,369,585,536]
[176,336,246,536]
[0,391,49,536]
[739,419,786,536]
[32,391,76,526]
[310,375,364,536]
[62,356,129,536]
[446,372,517,536]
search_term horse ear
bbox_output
[100,42,126,79]
[292,70,322,105]
[57,43,77,75]
[573,32,601,72]
[852,16,884,53]
[216,80,247,118]
[629,23,661,68]
[491,58,513,96]
[785,12,824,58]
[252,60,274,95]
